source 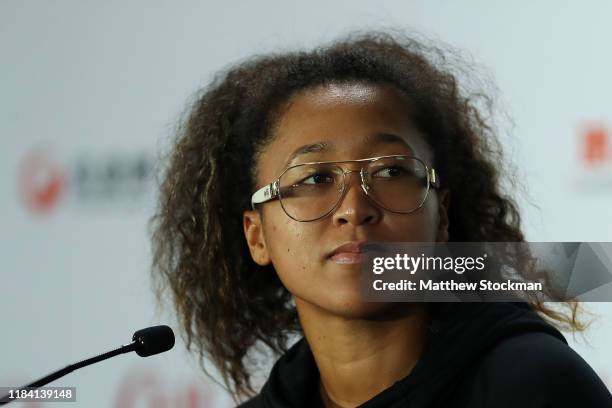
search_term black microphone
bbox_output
[0,325,175,405]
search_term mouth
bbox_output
[329,252,364,264]
[326,242,386,264]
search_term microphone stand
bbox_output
[1,325,173,405]
[0,343,137,405]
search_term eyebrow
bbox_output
[282,132,414,169]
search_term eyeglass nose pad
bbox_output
[340,170,371,197]
[360,170,371,192]
[336,171,355,195]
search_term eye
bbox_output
[296,173,335,185]
[372,166,410,178]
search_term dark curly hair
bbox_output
[150,31,587,400]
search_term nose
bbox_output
[331,170,382,226]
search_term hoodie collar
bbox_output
[258,302,566,408]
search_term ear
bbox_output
[243,209,272,266]
[436,189,451,242]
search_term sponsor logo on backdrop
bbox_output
[575,123,612,193]
[114,368,225,408]
[17,145,155,216]
[17,147,67,214]
[0,370,226,407]
[583,125,609,164]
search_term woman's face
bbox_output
[243,82,450,318]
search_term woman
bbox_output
[151,32,611,407]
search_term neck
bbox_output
[296,300,429,408]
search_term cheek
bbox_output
[264,217,321,284]
[387,196,440,241]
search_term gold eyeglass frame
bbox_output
[250,154,440,222]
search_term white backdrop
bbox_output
[1,1,611,407]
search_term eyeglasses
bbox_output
[251,155,440,222]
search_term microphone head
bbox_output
[132,325,175,357]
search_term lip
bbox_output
[329,252,363,264]
[327,241,368,264]
[327,242,366,257]
[326,241,389,264]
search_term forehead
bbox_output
[261,83,434,180]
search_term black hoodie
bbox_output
[238,302,611,407]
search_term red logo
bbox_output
[582,125,609,165]
[114,368,221,408]
[17,147,66,214]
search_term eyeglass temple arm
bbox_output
[250,181,279,210]
[429,168,440,189]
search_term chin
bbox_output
[289,268,416,320]
[322,294,403,320]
